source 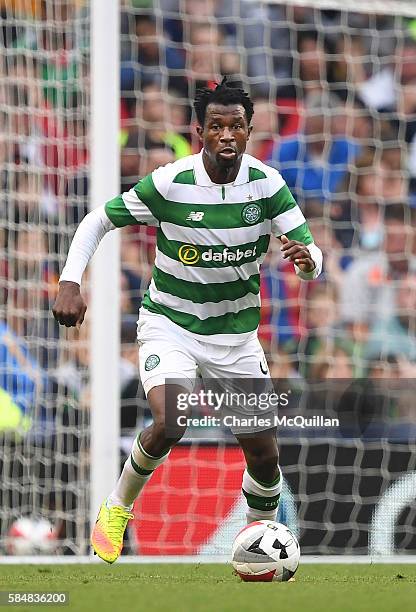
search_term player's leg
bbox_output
[236,430,282,524]
[200,336,282,524]
[108,382,190,510]
[91,314,197,563]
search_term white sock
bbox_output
[108,458,150,509]
[107,434,170,509]
[242,467,282,524]
[246,507,278,524]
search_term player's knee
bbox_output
[152,421,186,449]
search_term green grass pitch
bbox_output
[1,564,415,612]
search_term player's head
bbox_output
[383,203,414,276]
[194,77,254,169]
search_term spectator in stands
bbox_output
[120,13,184,93]
[162,0,220,43]
[329,33,368,96]
[3,73,44,172]
[121,83,189,188]
[357,147,408,247]
[359,35,416,112]
[365,271,416,361]
[308,343,355,380]
[295,30,330,100]
[357,35,416,188]
[0,319,43,433]
[333,139,409,250]
[339,203,416,327]
[246,97,279,162]
[183,22,241,100]
[141,144,176,177]
[297,283,356,378]
[269,92,362,205]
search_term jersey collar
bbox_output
[193,150,249,186]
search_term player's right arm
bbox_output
[52,181,160,328]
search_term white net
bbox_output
[2,0,416,559]
[0,0,90,555]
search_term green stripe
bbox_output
[270,184,297,218]
[156,231,270,268]
[141,299,260,335]
[242,490,281,511]
[173,169,196,184]
[159,196,269,229]
[286,222,313,246]
[130,455,153,476]
[153,266,260,304]
[134,175,278,229]
[105,195,143,227]
[249,167,267,181]
[247,468,281,488]
[107,176,298,231]
[134,175,164,220]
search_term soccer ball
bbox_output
[5,517,57,555]
[232,520,300,582]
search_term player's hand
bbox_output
[52,281,87,328]
[280,235,315,273]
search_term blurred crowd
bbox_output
[1,0,416,441]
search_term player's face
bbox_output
[198,103,251,169]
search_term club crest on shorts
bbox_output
[145,354,160,371]
[242,203,261,225]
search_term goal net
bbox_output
[1,0,416,559]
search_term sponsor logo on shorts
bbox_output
[242,203,261,225]
[178,244,200,265]
[145,354,160,371]
[177,245,257,266]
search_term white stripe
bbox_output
[168,183,233,205]
[122,188,159,226]
[161,220,271,247]
[149,281,260,319]
[166,174,285,205]
[271,205,306,236]
[155,250,260,283]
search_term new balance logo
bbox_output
[186,212,204,221]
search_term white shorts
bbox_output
[136,311,275,433]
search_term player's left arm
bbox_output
[270,183,322,280]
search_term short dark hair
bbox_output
[194,77,254,126]
[384,203,412,225]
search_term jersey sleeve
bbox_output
[268,179,322,280]
[104,176,160,228]
[270,183,313,245]
[104,161,178,226]
[59,206,115,285]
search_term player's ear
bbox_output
[196,125,204,142]
[247,125,253,140]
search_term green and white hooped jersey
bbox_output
[105,152,314,345]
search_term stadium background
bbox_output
[1,0,416,559]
